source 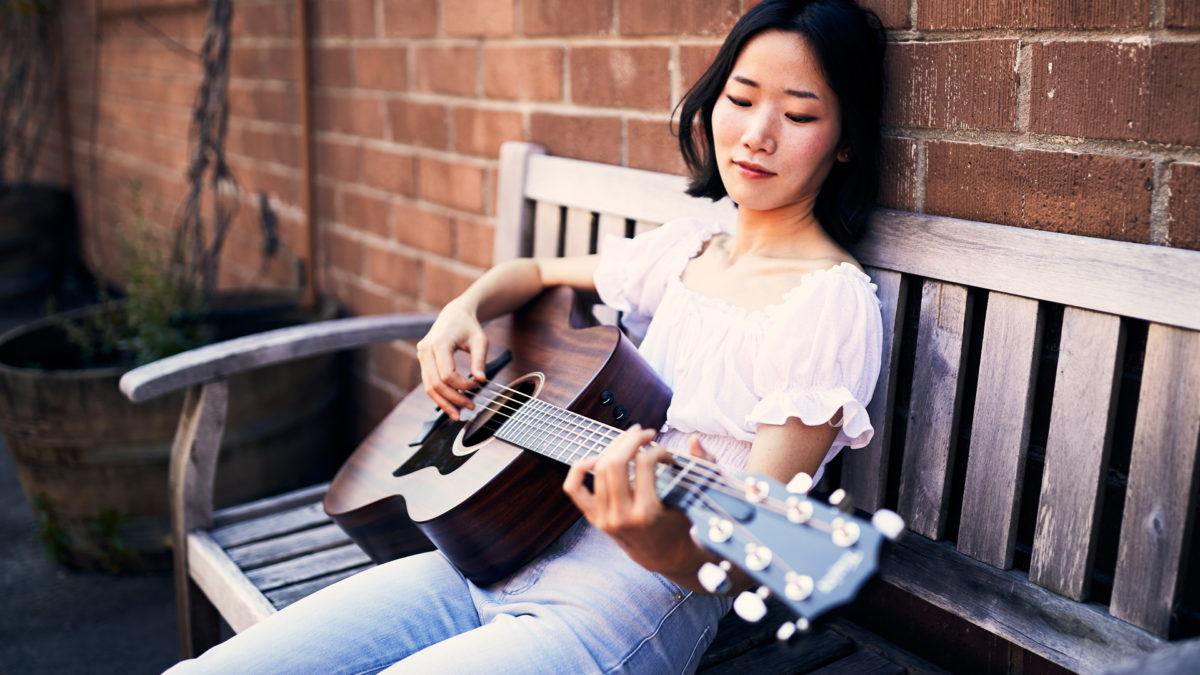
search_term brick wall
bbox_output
[44,0,1200,429]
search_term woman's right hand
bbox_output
[416,301,490,420]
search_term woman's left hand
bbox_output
[562,425,698,578]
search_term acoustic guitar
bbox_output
[324,285,903,632]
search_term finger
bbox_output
[466,332,489,382]
[687,434,715,461]
[429,346,476,411]
[632,444,670,503]
[418,347,462,419]
[564,456,599,513]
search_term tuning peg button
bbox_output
[871,508,906,541]
[734,589,768,623]
[697,562,731,594]
[829,488,854,513]
[786,472,814,494]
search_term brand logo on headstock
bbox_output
[817,550,864,594]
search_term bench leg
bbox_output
[174,563,221,658]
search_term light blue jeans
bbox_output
[165,518,729,674]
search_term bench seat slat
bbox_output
[843,268,906,513]
[808,649,905,675]
[1029,308,1123,600]
[958,292,1041,568]
[187,530,277,633]
[227,522,352,570]
[1111,324,1200,636]
[245,543,373,593]
[266,564,374,610]
[212,482,330,528]
[899,281,972,539]
[211,502,330,549]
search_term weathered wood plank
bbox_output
[265,564,374,610]
[958,293,1041,568]
[878,533,1166,672]
[494,142,545,264]
[245,543,373,592]
[842,268,906,513]
[592,213,626,327]
[1029,309,1123,600]
[898,281,972,539]
[856,210,1200,332]
[532,200,561,258]
[1110,325,1200,636]
[699,627,853,674]
[227,523,352,570]
[212,482,329,528]
[563,207,593,257]
[525,153,737,231]
[808,649,904,675]
[188,530,277,634]
[211,502,330,549]
[120,314,437,403]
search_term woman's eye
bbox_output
[786,114,817,123]
[726,95,751,107]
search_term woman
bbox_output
[166,1,886,672]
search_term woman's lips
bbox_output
[733,161,775,178]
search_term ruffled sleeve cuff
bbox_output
[746,386,875,449]
[593,234,652,336]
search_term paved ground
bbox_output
[0,294,179,675]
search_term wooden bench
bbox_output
[120,141,1200,673]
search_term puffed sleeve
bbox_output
[746,266,883,451]
[593,218,723,338]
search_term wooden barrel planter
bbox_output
[0,294,351,572]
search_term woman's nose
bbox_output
[742,111,776,153]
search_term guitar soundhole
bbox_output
[462,375,540,447]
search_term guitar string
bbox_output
[453,379,822,523]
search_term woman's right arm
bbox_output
[417,255,599,417]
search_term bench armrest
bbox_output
[120,313,438,403]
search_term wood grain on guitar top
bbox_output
[324,286,672,586]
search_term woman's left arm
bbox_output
[562,417,838,594]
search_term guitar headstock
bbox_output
[676,469,904,639]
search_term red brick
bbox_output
[356,46,408,91]
[239,127,301,169]
[325,229,364,275]
[1030,41,1200,146]
[318,140,364,183]
[860,0,910,29]
[230,45,295,83]
[523,0,611,36]
[483,46,564,102]
[418,157,488,214]
[1167,0,1200,27]
[394,203,455,257]
[617,0,739,36]
[366,243,421,296]
[924,142,1152,243]
[918,0,1148,29]
[318,94,387,139]
[342,190,392,237]
[313,0,376,39]
[313,47,354,89]
[878,136,917,211]
[529,113,623,165]
[414,45,478,97]
[1167,163,1200,250]
[569,46,671,110]
[679,44,721,95]
[456,216,495,267]
[627,116,686,176]
[362,146,417,197]
[232,2,294,39]
[453,106,525,158]
[423,259,479,306]
[381,0,438,37]
[344,280,394,316]
[444,0,516,37]
[885,40,1019,131]
[388,100,450,149]
[230,87,298,125]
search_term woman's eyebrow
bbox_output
[731,74,819,100]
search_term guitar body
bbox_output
[324,286,672,586]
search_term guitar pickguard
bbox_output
[393,419,472,477]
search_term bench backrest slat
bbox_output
[1029,308,1124,600]
[897,280,973,539]
[841,267,907,513]
[1110,325,1200,636]
[498,142,1200,639]
[957,292,1042,568]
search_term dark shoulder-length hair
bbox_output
[676,0,886,247]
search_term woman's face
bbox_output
[711,30,844,217]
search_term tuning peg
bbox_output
[775,617,811,641]
[831,517,861,547]
[733,588,769,623]
[697,561,732,594]
[744,476,769,502]
[828,488,854,513]
[786,472,814,495]
[871,508,906,541]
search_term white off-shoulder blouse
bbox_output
[593,218,883,482]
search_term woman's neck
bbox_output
[729,206,832,263]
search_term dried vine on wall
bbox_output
[0,0,54,185]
